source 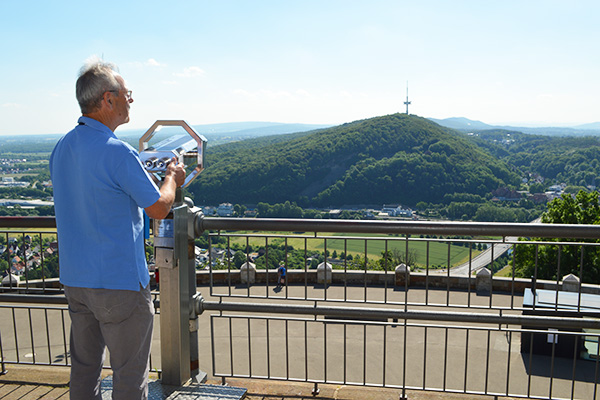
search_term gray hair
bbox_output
[76,57,122,114]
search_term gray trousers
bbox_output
[64,285,154,400]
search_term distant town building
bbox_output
[382,204,413,217]
[0,177,29,188]
[0,199,53,207]
[217,203,234,217]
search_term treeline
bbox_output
[0,186,53,200]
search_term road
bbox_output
[450,218,542,277]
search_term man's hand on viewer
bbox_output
[166,157,186,187]
[144,157,186,219]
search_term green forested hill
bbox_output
[188,114,521,207]
[460,130,600,189]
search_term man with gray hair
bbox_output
[50,58,185,399]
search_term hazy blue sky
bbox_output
[1,0,598,135]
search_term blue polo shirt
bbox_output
[50,117,161,291]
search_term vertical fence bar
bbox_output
[247,318,252,377]
[571,335,579,400]
[245,236,250,297]
[527,326,534,397]
[61,309,68,366]
[229,316,234,377]
[208,235,214,297]
[0,328,6,375]
[425,241,430,305]
[210,315,217,379]
[422,326,428,390]
[12,308,19,362]
[304,238,308,301]
[324,238,328,302]
[506,330,512,396]
[549,329,557,400]
[344,239,348,302]
[443,327,448,391]
[304,320,308,382]
[44,308,51,364]
[464,329,469,392]
[446,242,451,306]
[363,324,367,385]
[364,240,368,302]
[484,330,491,394]
[285,319,290,381]
[22,233,29,291]
[324,318,328,384]
[343,322,348,384]
[384,239,388,304]
[266,319,271,379]
[578,246,584,313]
[382,324,387,387]
[489,243,494,308]
[510,244,516,310]
[6,232,15,291]
[593,334,600,400]
[284,237,289,298]
[265,237,270,297]
[265,237,270,298]
[38,233,46,292]
[555,245,562,312]
[227,235,232,297]
[402,318,408,399]
[468,242,472,307]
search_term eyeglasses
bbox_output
[107,89,132,100]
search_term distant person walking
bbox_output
[277,263,287,286]
[50,58,185,400]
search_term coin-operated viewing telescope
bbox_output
[139,120,208,385]
[139,120,207,188]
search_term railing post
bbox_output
[0,330,7,375]
[155,189,205,385]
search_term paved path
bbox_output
[0,365,517,399]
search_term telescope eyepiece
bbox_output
[144,158,157,170]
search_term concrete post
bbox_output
[562,273,580,292]
[240,262,256,284]
[476,268,492,294]
[317,262,332,284]
[395,263,410,287]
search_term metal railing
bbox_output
[2,216,600,399]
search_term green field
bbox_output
[222,232,480,268]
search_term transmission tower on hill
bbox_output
[403,82,411,114]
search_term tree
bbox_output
[513,190,600,282]
[233,251,247,269]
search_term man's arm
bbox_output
[145,158,186,219]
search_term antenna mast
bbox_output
[403,82,411,114]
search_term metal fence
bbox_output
[2,216,600,399]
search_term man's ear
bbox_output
[103,92,113,107]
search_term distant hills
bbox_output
[429,117,600,136]
[187,114,521,207]
[118,121,332,147]
[0,122,332,153]
[6,114,600,211]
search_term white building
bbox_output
[217,203,234,217]
[382,204,413,218]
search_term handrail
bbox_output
[0,216,56,228]
[196,215,600,239]
[4,215,600,240]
